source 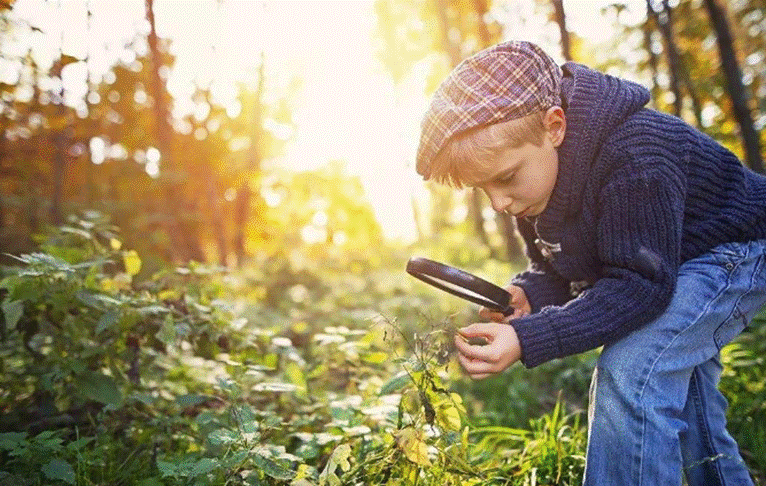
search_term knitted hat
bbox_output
[416,41,562,178]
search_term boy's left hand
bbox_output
[454,323,522,380]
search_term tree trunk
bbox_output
[551,0,572,61]
[434,0,496,254]
[51,129,66,226]
[496,213,523,264]
[234,57,266,267]
[145,0,204,261]
[702,0,763,173]
[647,0,683,117]
[470,0,525,263]
[49,55,69,227]
[642,7,661,109]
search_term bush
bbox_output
[1,217,762,485]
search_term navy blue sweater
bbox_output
[510,62,766,368]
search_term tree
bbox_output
[376,0,550,263]
[145,0,204,262]
[703,0,763,173]
[233,58,266,268]
[551,0,572,61]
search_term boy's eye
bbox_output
[498,173,515,184]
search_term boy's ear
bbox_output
[544,106,566,147]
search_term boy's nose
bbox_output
[488,193,512,213]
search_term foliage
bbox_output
[2,219,764,485]
[0,218,594,485]
[720,311,766,485]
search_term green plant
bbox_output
[720,308,766,484]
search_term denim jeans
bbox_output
[584,240,766,486]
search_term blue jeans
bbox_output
[584,240,766,486]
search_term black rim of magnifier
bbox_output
[406,257,513,316]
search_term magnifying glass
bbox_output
[406,257,514,317]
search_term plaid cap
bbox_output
[416,41,562,178]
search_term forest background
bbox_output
[1,0,765,485]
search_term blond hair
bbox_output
[427,111,547,188]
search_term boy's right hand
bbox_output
[479,285,531,323]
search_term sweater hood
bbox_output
[534,62,651,240]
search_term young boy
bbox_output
[416,40,766,485]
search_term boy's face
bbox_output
[466,107,565,218]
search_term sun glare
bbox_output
[3,0,647,244]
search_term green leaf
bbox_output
[137,305,170,315]
[1,300,23,330]
[41,459,75,484]
[0,432,27,451]
[77,291,122,310]
[155,314,176,344]
[96,311,120,334]
[252,450,295,481]
[157,460,177,478]
[77,371,122,406]
[379,371,411,395]
[176,394,207,407]
[191,457,218,476]
[60,225,92,240]
[66,436,94,452]
[208,428,238,446]
[319,443,352,485]
[285,362,307,394]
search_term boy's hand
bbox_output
[478,285,531,323]
[454,323,522,380]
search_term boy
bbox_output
[416,41,766,485]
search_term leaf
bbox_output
[123,250,142,276]
[77,291,122,310]
[284,362,307,394]
[362,351,388,364]
[155,315,176,344]
[252,447,296,481]
[176,394,207,407]
[395,428,431,466]
[207,428,238,446]
[319,442,352,485]
[253,382,298,393]
[137,305,170,315]
[95,311,120,334]
[191,457,218,476]
[66,436,94,452]
[76,371,122,406]
[156,460,177,478]
[41,459,75,485]
[436,401,462,432]
[379,371,411,395]
[0,432,27,451]
[60,225,92,240]
[1,300,23,330]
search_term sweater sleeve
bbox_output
[511,217,573,312]
[512,161,686,368]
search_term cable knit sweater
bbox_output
[510,62,766,368]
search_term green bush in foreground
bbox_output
[1,217,762,485]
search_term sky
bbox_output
[3,0,646,242]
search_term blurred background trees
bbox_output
[0,0,764,269]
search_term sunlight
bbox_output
[5,0,648,244]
